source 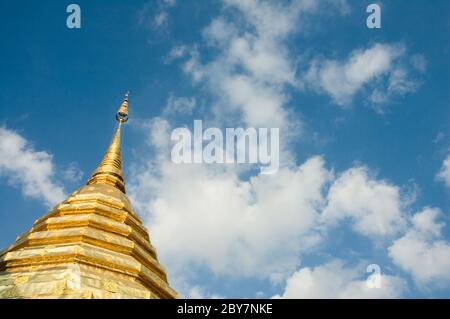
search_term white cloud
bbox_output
[388,208,450,287]
[128,110,424,293]
[437,153,450,188]
[433,132,445,144]
[144,117,172,152]
[60,161,83,184]
[0,127,66,207]
[163,93,196,115]
[163,0,176,6]
[274,260,406,298]
[185,286,224,299]
[153,12,168,28]
[171,0,353,177]
[129,119,419,288]
[305,43,423,109]
[306,43,399,105]
[165,270,225,298]
[131,0,435,297]
[173,0,354,127]
[322,166,408,237]
[410,54,428,73]
[164,45,188,64]
[129,139,331,280]
[411,207,444,236]
[139,0,177,31]
[387,67,419,95]
[164,0,354,176]
[180,0,319,129]
[128,114,446,295]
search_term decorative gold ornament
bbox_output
[116,91,129,123]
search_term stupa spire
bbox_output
[86,93,129,193]
[0,92,179,299]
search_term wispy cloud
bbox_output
[273,259,406,299]
[304,43,426,111]
[389,208,450,287]
[179,0,313,129]
[322,166,409,238]
[437,153,450,188]
[0,127,66,207]
[128,0,442,298]
[162,93,196,116]
[138,0,177,32]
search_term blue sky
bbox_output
[0,0,449,298]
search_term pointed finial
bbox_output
[116,91,129,123]
[87,93,130,193]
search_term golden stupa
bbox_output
[0,94,179,299]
